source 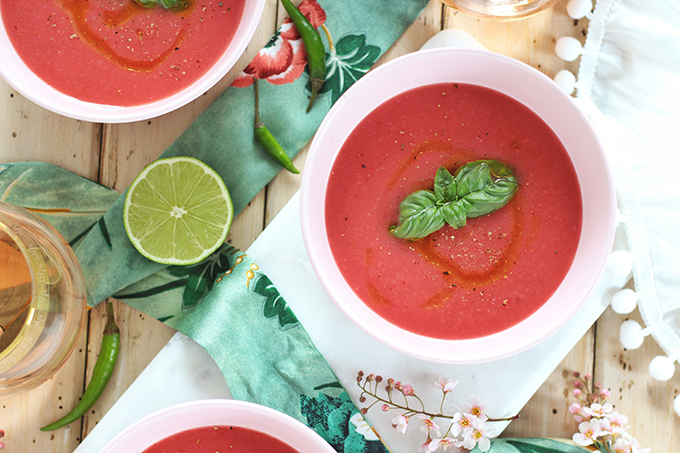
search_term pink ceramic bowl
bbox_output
[100,399,337,453]
[300,48,616,364]
[0,0,265,123]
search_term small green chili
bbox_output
[280,0,326,112]
[253,79,300,174]
[41,301,120,432]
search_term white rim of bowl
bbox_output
[99,399,337,453]
[300,47,617,364]
[0,0,266,123]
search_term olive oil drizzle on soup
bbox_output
[325,83,583,340]
[1,0,244,106]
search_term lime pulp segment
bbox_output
[124,157,233,265]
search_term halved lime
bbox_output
[123,157,233,265]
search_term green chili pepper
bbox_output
[253,79,300,174]
[280,0,327,112]
[41,301,120,432]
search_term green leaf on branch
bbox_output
[390,160,518,240]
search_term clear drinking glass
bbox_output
[442,0,563,21]
[0,201,87,398]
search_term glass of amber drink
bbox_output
[441,0,562,21]
[0,202,87,398]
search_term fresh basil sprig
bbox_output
[134,0,189,10]
[389,160,519,239]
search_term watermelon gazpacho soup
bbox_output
[1,0,245,106]
[325,83,583,340]
[141,425,301,453]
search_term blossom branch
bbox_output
[356,371,517,452]
[568,371,648,453]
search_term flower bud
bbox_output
[573,389,582,397]
[382,404,390,412]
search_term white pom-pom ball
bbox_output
[566,0,593,19]
[674,394,680,417]
[606,250,635,278]
[619,320,644,350]
[555,36,583,62]
[611,288,639,314]
[649,356,675,381]
[554,70,576,95]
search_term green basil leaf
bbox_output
[439,200,468,229]
[434,166,457,202]
[462,176,518,218]
[133,0,188,10]
[390,190,444,239]
[456,161,518,218]
[390,160,518,240]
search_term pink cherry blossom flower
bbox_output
[573,418,602,446]
[450,412,484,437]
[460,421,495,452]
[419,441,432,452]
[460,395,489,421]
[568,403,586,422]
[428,437,462,452]
[418,415,442,437]
[435,377,458,394]
[612,437,633,453]
[606,411,629,433]
[392,413,409,434]
[583,402,613,419]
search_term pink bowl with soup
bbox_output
[100,399,337,453]
[300,48,616,364]
[0,0,266,123]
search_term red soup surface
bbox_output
[141,425,301,453]
[325,83,583,340]
[1,0,245,106]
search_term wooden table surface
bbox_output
[1,1,678,451]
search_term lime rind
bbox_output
[123,156,233,265]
